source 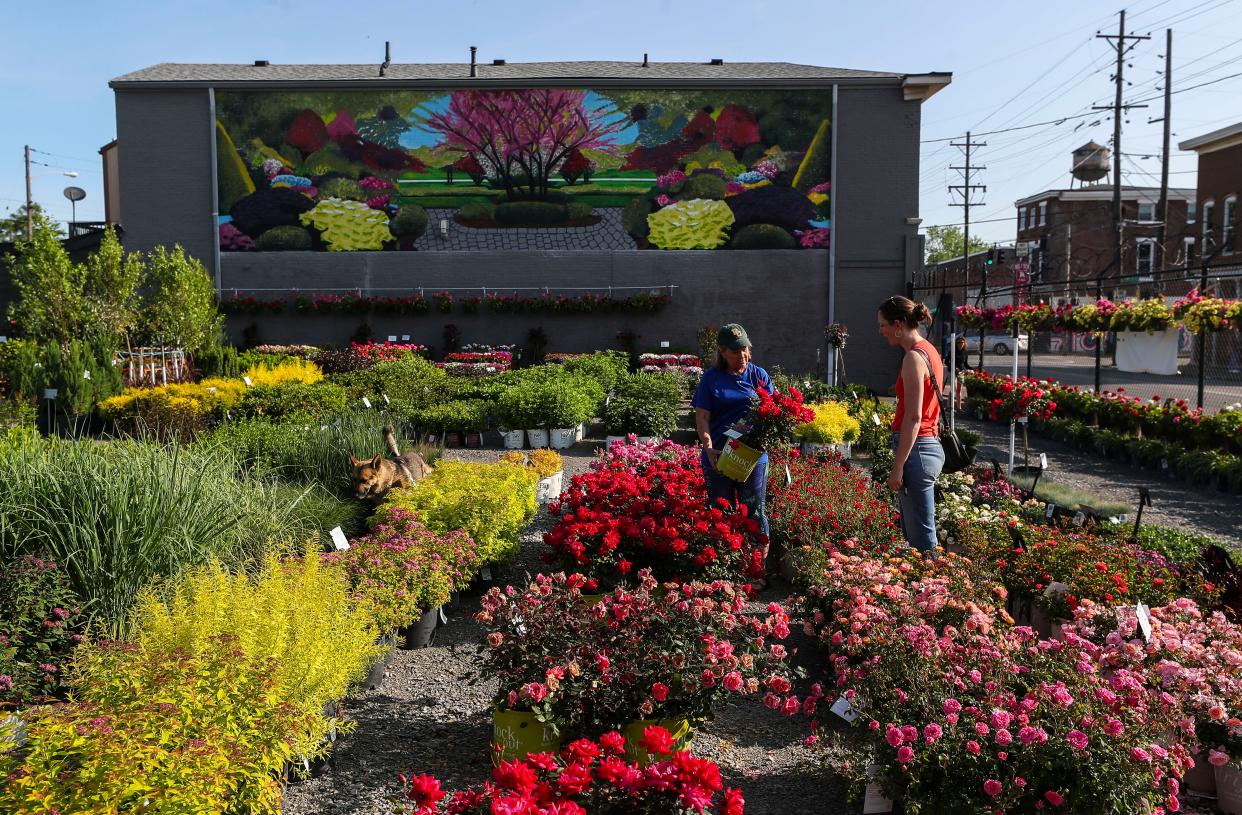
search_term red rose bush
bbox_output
[543,440,766,588]
[398,727,745,815]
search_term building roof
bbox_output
[109,60,936,89]
[1178,121,1242,153]
[1015,185,1196,208]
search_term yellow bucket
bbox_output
[716,440,763,482]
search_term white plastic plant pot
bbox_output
[550,428,576,449]
[575,423,586,441]
[536,471,564,503]
[526,429,550,449]
[502,429,526,449]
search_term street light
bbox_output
[24,143,80,239]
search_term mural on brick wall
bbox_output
[214,89,831,253]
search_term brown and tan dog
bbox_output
[349,426,432,502]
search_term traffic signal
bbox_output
[985,247,997,266]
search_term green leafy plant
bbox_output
[138,245,223,353]
[236,380,351,423]
[0,554,84,707]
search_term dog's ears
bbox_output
[348,453,362,467]
[371,454,384,468]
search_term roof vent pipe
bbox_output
[253,60,270,67]
[379,41,391,77]
[709,58,724,65]
[492,59,505,66]
[470,46,477,77]
[642,53,649,67]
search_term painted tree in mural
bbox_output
[419,90,625,199]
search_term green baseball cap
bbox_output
[717,323,752,350]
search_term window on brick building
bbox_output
[1136,240,1155,277]
[1184,237,1195,269]
[1038,201,1046,226]
[1137,201,1155,222]
[1224,197,1237,254]
[1017,207,1025,231]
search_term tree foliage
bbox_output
[83,228,144,345]
[6,224,87,345]
[138,245,221,353]
[0,203,61,243]
[924,225,990,264]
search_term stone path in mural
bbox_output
[412,208,635,252]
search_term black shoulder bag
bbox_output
[912,347,977,475]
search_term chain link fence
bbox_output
[916,264,1242,414]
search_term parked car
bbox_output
[961,333,1030,356]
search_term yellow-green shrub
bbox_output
[98,377,246,438]
[501,448,564,478]
[795,401,862,444]
[0,637,308,815]
[125,548,381,756]
[241,358,323,387]
[380,460,537,565]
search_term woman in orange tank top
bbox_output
[878,295,946,551]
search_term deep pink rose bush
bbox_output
[475,570,800,740]
[796,540,1223,815]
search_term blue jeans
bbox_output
[891,434,945,552]
[704,458,770,539]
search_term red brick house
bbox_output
[1180,121,1242,276]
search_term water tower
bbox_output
[1071,141,1110,186]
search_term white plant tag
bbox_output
[242,376,253,386]
[659,340,670,348]
[383,394,391,405]
[387,335,397,342]
[1116,513,1128,523]
[1136,603,1152,642]
[1039,453,1048,470]
[362,397,372,409]
[438,607,449,625]
[206,386,217,393]
[1072,512,1085,527]
[723,428,743,440]
[785,464,793,485]
[1161,458,1169,470]
[402,335,410,342]
[329,527,349,550]
[43,388,57,399]
[82,369,91,380]
[863,784,895,814]
[830,693,859,722]
[1045,502,1056,518]
[0,336,6,342]
[480,567,493,581]
[872,412,882,426]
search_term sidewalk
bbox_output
[956,416,1242,546]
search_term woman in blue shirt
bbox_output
[691,324,773,570]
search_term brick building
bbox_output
[1180,121,1242,275]
[1013,184,1195,302]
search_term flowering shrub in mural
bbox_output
[214,87,833,253]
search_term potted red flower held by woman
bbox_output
[716,386,815,482]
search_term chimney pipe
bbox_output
[642,52,649,68]
[379,41,391,77]
[470,46,477,77]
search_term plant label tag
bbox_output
[1045,502,1056,518]
[1161,459,1169,470]
[723,428,743,440]
[1039,453,1048,470]
[362,397,372,409]
[319,425,328,431]
[1017,415,1028,424]
[785,464,793,485]
[851,391,859,401]
[480,567,493,581]
[1136,603,1152,642]
[243,376,253,386]
[402,335,410,342]
[438,607,449,625]
[659,340,670,348]
[830,693,859,722]
[863,784,895,814]
[43,388,57,400]
[206,386,217,393]
[82,369,91,380]
[871,412,881,426]
[329,527,349,550]
[383,394,391,405]
[0,336,6,342]
[387,335,397,342]
[1072,512,1085,527]
[1116,513,1128,523]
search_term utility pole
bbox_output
[1092,10,1150,393]
[1153,29,1173,273]
[949,130,987,368]
[24,145,33,240]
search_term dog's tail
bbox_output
[383,426,401,457]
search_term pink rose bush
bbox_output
[475,570,797,740]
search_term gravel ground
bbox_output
[956,416,1242,547]
[281,439,840,815]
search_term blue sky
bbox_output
[3,0,1241,244]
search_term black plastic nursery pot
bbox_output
[400,606,439,649]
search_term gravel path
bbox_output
[281,440,839,815]
[956,415,1242,546]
